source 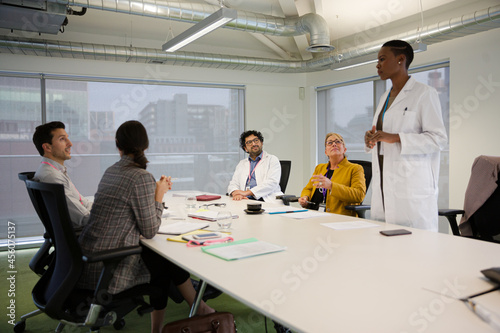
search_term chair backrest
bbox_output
[19,172,56,275]
[349,160,372,197]
[469,176,500,241]
[25,179,84,320]
[279,160,291,193]
[18,172,53,235]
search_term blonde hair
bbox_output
[324,133,345,147]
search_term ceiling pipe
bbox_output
[49,0,334,52]
[332,5,500,65]
[0,5,499,73]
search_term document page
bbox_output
[202,238,286,261]
[158,221,209,235]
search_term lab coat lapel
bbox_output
[388,77,415,111]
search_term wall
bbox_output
[306,28,500,211]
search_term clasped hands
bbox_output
[365,125,400,149]
[230,190,252,201]
[155,175,172,202]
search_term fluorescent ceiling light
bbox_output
[162,8,237,52]
[332,42,427,71]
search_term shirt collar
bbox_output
[248,151,263,162]
[42,156,67,173]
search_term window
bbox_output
[316,64,450,230]
[0,74,244,242]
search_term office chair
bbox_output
[14,172,54,333]
[344,160,372,218]
[279,160,292,193]
[439,156,500,242]
[17,179,158,333]
[18,172,54,275]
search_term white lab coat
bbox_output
[366,77,447,231]
[227,151,283,202]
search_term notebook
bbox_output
[196,195,222,201]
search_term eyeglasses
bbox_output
[200,203,226,209]
[326,140,343,146]
[245,138,260,146]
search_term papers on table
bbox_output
[321,221,379,230]
[265,206,308,214]
[158,221,209,235]
[188,210,219,221]
[202,238,286,261]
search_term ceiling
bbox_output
[0,0,499,71]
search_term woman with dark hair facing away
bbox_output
[364,40,447,231]
[78,120,214,333]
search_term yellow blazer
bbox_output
[300,158,366,216]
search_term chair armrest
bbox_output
[83,246,144,303]
[345,204,371,219]
[345,204,371,211]
[438,209,464,236]
[277,195,300,206]
[438,209,465,216]
[83,245,142,263]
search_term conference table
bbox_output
[141,192,500,332]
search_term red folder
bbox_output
[196,195,221,201]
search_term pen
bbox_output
[464,299,500,331]
[269,210,307,214]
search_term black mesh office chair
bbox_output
[344,160,372,218]
[279,160,291,193]
[18,172,54,275]
[14,172,54,333]
[17,179,158,333]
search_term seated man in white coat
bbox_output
[227,130,283,202]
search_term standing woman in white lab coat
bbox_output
[364,40,447,231]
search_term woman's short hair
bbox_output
[115,120,149,169]
[239,130,264,151]
[382,40,414,69]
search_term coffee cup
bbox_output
[247,203,262,212]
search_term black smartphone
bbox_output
[380,229,412,236]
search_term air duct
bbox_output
[49,0,334,52]
[0,5,499,73]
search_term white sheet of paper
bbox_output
[203,240,286,260]
[158,221,209,235]
[321,221,379,230]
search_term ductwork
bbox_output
[50,0,334,52]
[0,4,499,73]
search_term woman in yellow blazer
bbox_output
[299,133,366,216]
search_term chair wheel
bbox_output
[113,318,126,330]
[14,321,26,333]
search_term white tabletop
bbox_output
[142,193,500,333]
